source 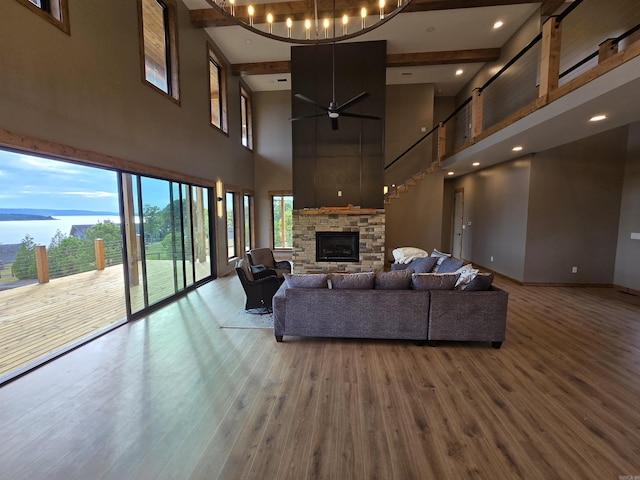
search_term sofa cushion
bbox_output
[284,273,329,289]
[374,270,413,290]
[436,257,465,273]
[330,271,375,289]
[392,247,429,264]
[464,272,494,291]
[411,273,460,291]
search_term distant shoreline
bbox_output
[0,213,56,222]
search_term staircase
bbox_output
[384,160,440,205]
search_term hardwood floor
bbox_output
[0,275,639,479]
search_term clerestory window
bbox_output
[15,0,70,33]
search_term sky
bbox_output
[0,149,171,212]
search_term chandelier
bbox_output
[203,0,412,44]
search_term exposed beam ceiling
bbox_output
[231,48,501,76]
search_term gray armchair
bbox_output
[235,258,283,311]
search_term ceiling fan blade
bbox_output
[294,93,327,111]
[290,114,327,122]
[331,117,339,130]
[336,92,369,113]
[340,112,381,120]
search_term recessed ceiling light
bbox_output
[245,39,253,45]
[472,162,480,166]
[589,114,607,122]
[493,21,504,29]
[455,69,463,76]
[447,171,455,176]
[512,146,523,152]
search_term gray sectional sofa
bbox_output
[272,271,509,348]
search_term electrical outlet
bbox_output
[490,256,494,262]
[572,266,578,273]
[337,190,342,197]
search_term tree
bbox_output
[85,222,123,266]
[47,234,93,278]
[143,204,165,243]
[12,234,37,280]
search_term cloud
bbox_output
[61,191,117,199]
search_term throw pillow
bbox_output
[454,264,479,289]
[430,249,452,272]
[392,247,429,264]
[464,272,494,291]
[390,262,409,271]
[437,257,465,274]
[330,271,375,289]
[411,273,460,291]
[284,273,329,289]
[408,256,438,274]
[374,270,413,290]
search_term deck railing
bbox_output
[384,0,640,196]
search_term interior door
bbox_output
[452,188,464,258]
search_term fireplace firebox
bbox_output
[316,231,359,262]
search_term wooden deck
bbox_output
[0,259,212,381]
[0,265,128,380]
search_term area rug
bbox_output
[220,309,274,329]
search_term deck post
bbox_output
[95,239,105,271]
[539,16,562,98]
[598,38,618,63]
[35,245,49,284]
[471,88,483,138]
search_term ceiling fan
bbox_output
[291,0,381,131]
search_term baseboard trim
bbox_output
[520,282,613,288]
[614,285,640,297]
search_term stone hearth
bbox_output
[292,208,385,273]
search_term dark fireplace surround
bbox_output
[316,231,359,262]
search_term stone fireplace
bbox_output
[292,208,385,273]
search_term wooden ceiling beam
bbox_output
[386,48,500,67]
[232,48,500,75]
[232,61,291,76]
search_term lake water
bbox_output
[0,215,122,246]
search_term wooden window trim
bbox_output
[243,190,255,253]
[224,185,241,263]
[269,190,292,251]
[240,83,254,151]
[14,0,70,34]
[138,0,181,104]
[207,44,229,135]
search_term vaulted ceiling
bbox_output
[183,0,565,96]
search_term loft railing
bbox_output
[384,0,640,198]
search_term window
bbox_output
[271,192,293,249]
[225,188,239,260]
[15,0,70,33]
[139,0,180,101]
[208,48,228,133]
[240,85,253,149]
[243,192,254,252]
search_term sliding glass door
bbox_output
[122,173,214,316]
